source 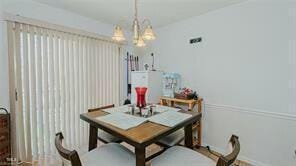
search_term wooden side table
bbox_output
[160,96,203,147]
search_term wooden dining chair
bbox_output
[157,129,184,148]
[156,106,186,148]
[55,132,135,166]
[152,135,240,166]
[88,104,121,144]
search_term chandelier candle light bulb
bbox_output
[136,36,146,47]
[112,26,125,42]
[143,25,156,40]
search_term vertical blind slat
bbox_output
[111,45,116,105]
[94,40,100,107]
[106,43,110,105]
[74,35,79,147]
[82,37,88,141]
[77,36,83,145]
[15,23,26,160]
[48,30,56,153]
[117,47,121,105]
[68,35,74,146]
[119,47,121,105]
[87,38,91,109]
[70,35,76,147]
[41,29,50,155]
[69,34,74,146]
[59,33,66,141]
[36,27,45,156]
[116,45,119,105]
[7,22,18,160]
[105,43,108,105]
[113,45,116,105]
[54,32,61,137]
[28,25,38,157]
[69,34,73,146]
[98,41,103,107]
[91,39,96,108]
[102,42,106,106]
[99,42,103,106]
[109,44,112,105]
[64,33,70,145]
[22,24,32,160]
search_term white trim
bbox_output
[2,12,127,45]
[205,103,296,121]
[7,21,18,161]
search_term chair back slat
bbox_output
[88,104,115,112]
[217,135,240,166]
[55,132,82,166]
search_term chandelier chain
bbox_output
[135,0,138,19]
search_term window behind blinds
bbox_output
[7,21,121,161]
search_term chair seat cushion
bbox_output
[158,129,184,147]
[98,130,121,143]
[81,143,135,166]
[152,146,215,166]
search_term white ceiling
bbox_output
[32,0,245,28]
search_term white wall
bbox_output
[0,0,133,109]
[141,0,296,165]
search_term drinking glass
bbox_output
[150,104,156,115]
[128,104,135,115]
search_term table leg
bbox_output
[170,101,174,107]
[135,146,146,166]
[188,103,194,111]
[197,99,202,148]
[88,124,98,151]
[197,99,202,113]
[184,123,193,149]
[160,99,163,105]
[197,121,202,148]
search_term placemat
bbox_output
[96,113,147,130]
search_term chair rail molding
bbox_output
[205,103,296,121]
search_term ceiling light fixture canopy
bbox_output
[112,0,156,47]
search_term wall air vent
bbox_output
[190,37,202,44]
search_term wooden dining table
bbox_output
[80,109,201,166]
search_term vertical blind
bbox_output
[7,21,122,161]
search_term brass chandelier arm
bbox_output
[142,19,152,27]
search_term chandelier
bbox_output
[112,0,156,47]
